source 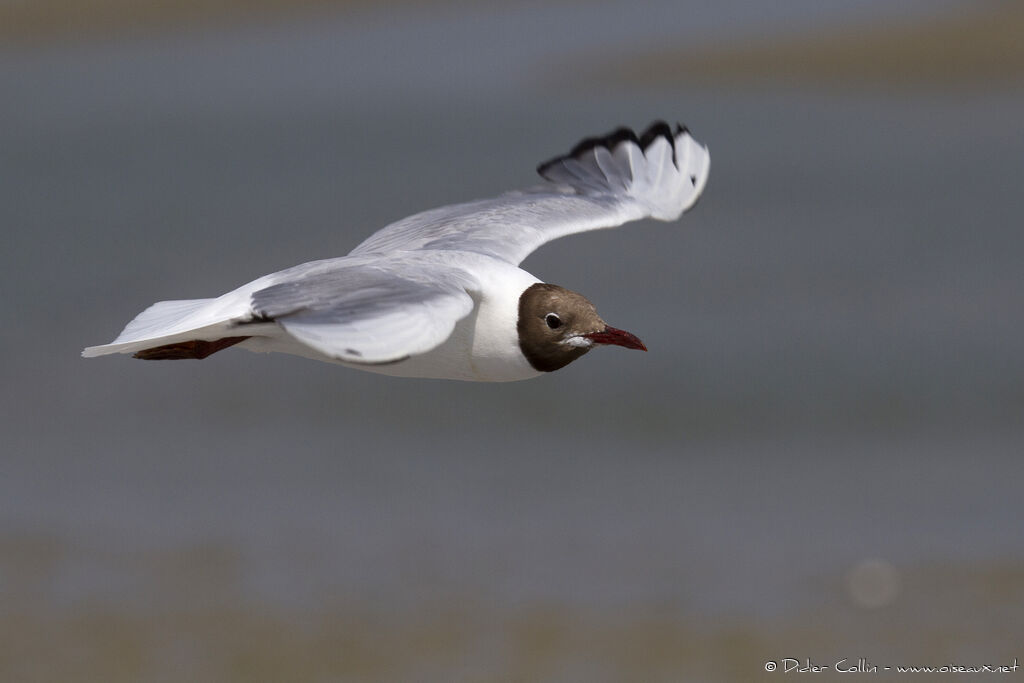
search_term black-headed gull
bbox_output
[84,121,709,381]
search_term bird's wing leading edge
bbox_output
[348,121,709,266]
[251,258,478,364]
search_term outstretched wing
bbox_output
[348,121,709,265]
[251,257,478,364]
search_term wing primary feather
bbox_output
[538,120,689,179]
[638,120,672,149]
[568,126,639,158]
[639,120,676,167]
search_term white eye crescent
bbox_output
[545,313,562,329]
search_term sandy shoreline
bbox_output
[575,3,1024,89]
[0,0,426,44]
[9,2,1022,90]
[6,533,1021,681]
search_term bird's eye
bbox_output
[545,313,562,329]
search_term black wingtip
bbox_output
[638,120,672,149]
[537,120,690,180]
[568,126,639,158]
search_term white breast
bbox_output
[241,258,543,382]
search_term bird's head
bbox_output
[516,283,646,373]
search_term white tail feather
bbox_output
[82,298,220,357]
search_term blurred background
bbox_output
[2,1,1023,680]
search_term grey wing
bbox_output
[251,259,478,364]
[348,122,709,265]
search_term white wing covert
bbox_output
[349,122,709,265]
[250,257,478,364]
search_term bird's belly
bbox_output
[241,302,539,382]
[342,309,541,382]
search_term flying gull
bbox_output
[83,121,710,381]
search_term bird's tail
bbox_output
[82,298,247,359]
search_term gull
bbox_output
[83,121,709,382]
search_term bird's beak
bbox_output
[584,326,647,351]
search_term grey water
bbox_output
[2,0,1023,623]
